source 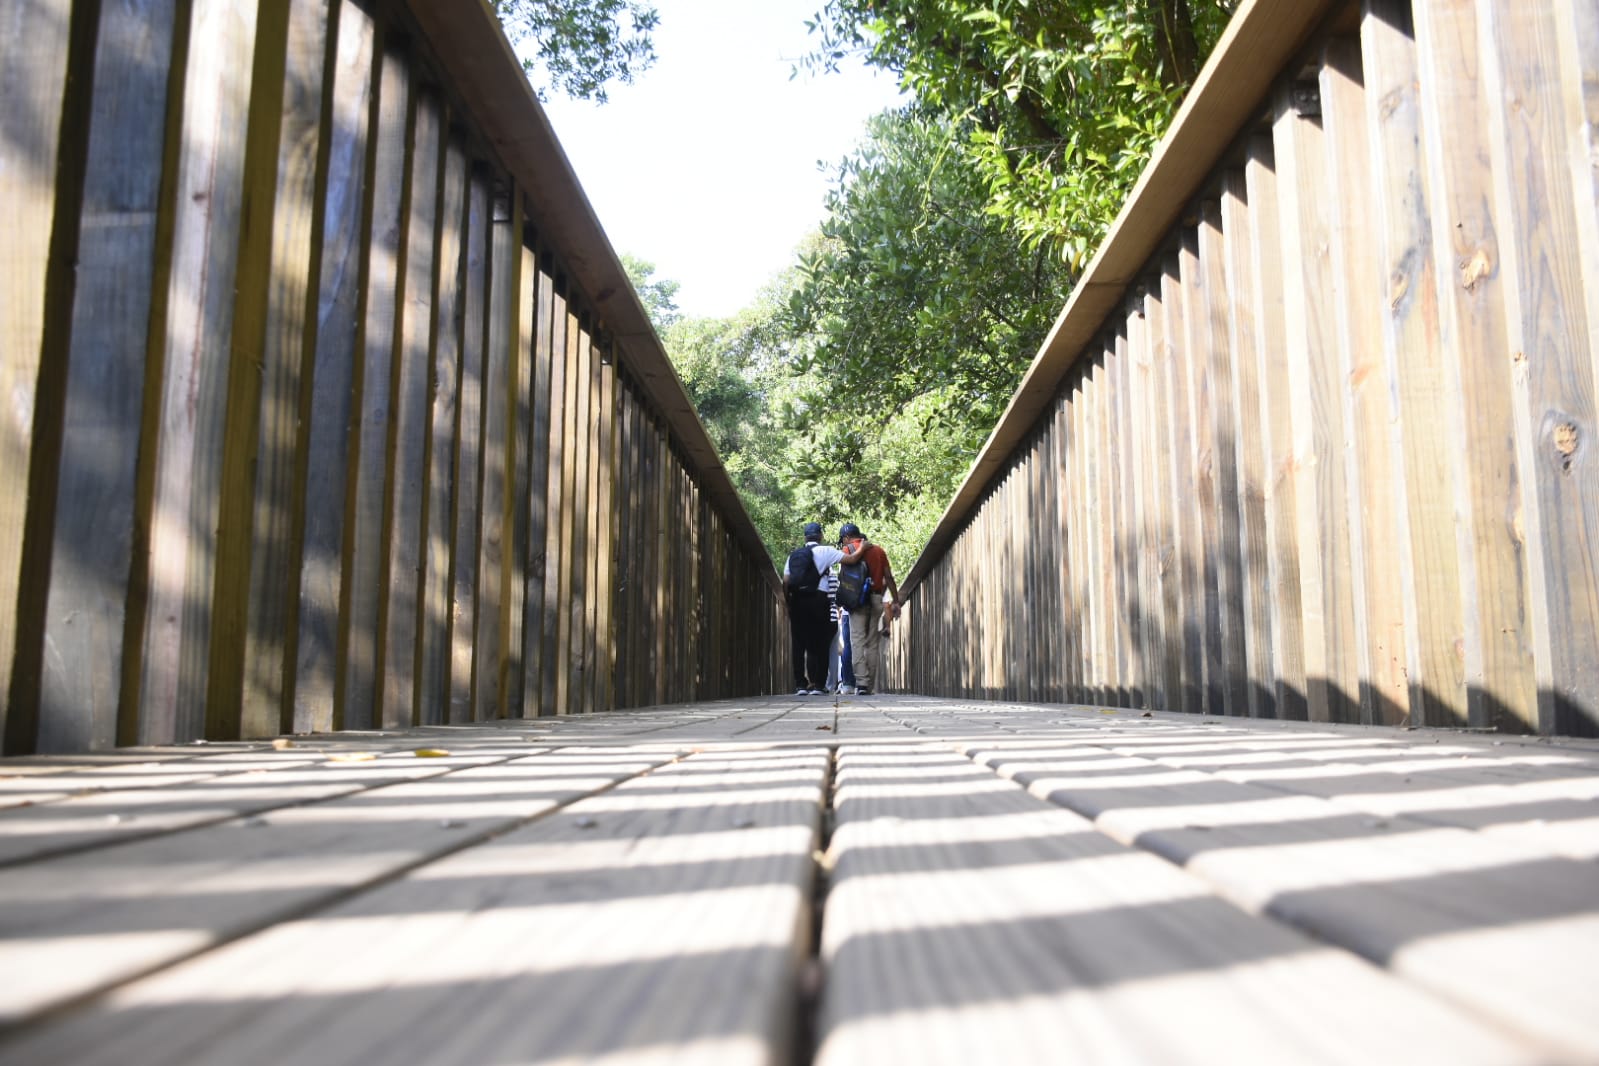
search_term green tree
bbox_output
[803,0,1235,263]
[494,0,659,102]
[621,253,681,331]
[787,109,1068,467]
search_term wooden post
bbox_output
[1482,0,1599,737]
[1274,76,1363,724]
[379,89,442,731]
[446,169,490,724]
[419,137,468,726]
[139,0,261,745]
[1219,169,1279,719]
[293,0,375,735]
[338,33,407,732]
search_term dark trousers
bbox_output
[788,593,835,689]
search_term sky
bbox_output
[537,0,906,319]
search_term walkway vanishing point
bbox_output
[1,696,1597,1064]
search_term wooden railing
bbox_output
[1,0,784,754]
[890,0,1599,737]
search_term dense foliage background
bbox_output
[504,0,1237,574]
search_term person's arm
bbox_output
[883,563,901,617]
[840,540,867,564]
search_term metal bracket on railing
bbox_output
[1291,80,1321,117]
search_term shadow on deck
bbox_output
[1,696,1595,1064]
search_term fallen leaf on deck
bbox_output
[816,725,833,731]
[413,748,451,758]
[272,738,296,750]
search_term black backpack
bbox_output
[784,545,821,596]
[835,558,871,611]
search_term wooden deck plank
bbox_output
[0,747,826,1065]
[818,741,1539,1066]
[962,726,1599,1058]
[0,699,1591,1063]
[0,745,669,1028]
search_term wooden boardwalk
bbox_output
[1,697,1595,1065]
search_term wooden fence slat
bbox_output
[553,302,581,714]
[139,0,261,745]
[1219,170,1278,719]
[1198,202,1250,718]
[1274,77,1363,724]
[1483,0,1599,738]
[0,0,75,752]
[521,256,555,715]
[1243,135,1309,720]
[503,237,535,718]
[419,137,468,726]
[379,89,442,731]
[597,352,618,710]
[1144,283,1181,711]
[1161,256,1204,714]
[565,328,592,711]
[1321,38,1411,727]
[1415,0,1552,734]
[339,33,408,732]
[28,0,181,753]
[1358,5,1471,729]
[447,169,490,723]
[292,0,375,735]
[538,286,571,716]
[202,0,333,743]
[472,187,520,722]
[1179,229,1223,715]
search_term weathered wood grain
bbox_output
[503,238,536,718]
[1242,137,1309,721]
[0,745,667,1028]
[537,285,570,717]
[378,89,442,731]
[1321,38,1411,728]
[822,741,1539,1066]
[521,258,555,715]
[214,0,334,743]
[32,0,181,753]
[1406,0,1537,733]
[967,729,1599,1059]
[472,189,520,723]
[292,0,376,735]
[0,0,74,753]
[419,137,469,727]
[447,170,491,724]
[1161,256,1204,714]
[1483,0,1599,738]
[139,0,261,747]
[340,35,409,732]
[1274,80,1362,724]
[1,747,825,1065]
[1218,173,1277,720]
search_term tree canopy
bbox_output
[801,0,1235,264]
[608,2,1237,573]
[493,0,659,102]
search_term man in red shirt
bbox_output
[838,523,900,696]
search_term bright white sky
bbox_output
[537,0,906,319]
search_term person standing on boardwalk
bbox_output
[838,523,899,696]
[783,522,845,694]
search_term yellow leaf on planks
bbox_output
[413,748,451,758]
[271,738,296,750]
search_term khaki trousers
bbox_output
[848,593,886,692]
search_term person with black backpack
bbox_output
[782,521,864,695]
